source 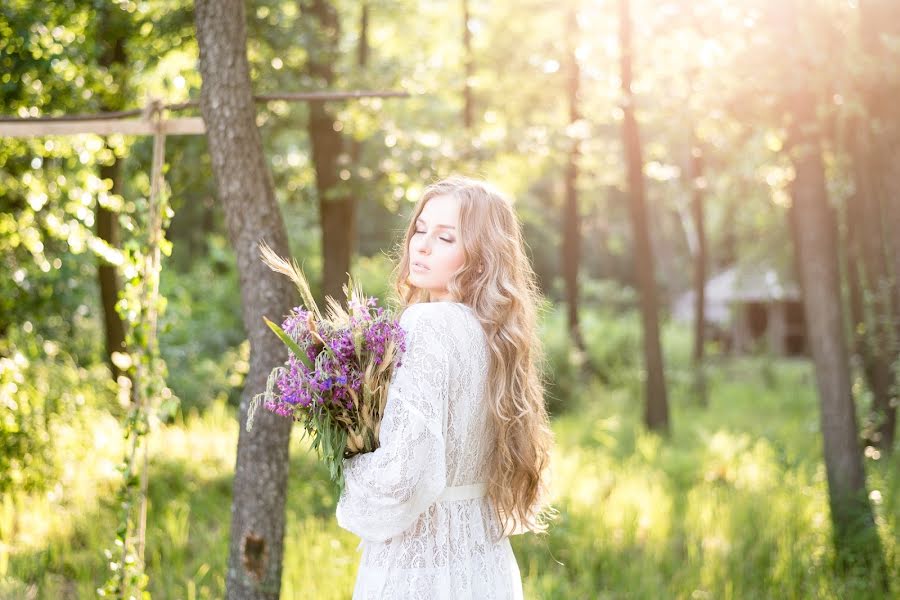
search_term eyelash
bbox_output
[414,229,453,243]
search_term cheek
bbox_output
[439,246,466,272]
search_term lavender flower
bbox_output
[247,240,408,492]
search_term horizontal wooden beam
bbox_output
[0,90,411,126]
[253,90,409,102]
[0,90,412,138]
[0,117,206,138]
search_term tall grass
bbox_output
[2,337,897,598]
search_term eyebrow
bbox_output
[416,217,456,230]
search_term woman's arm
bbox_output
[335,303,455,542]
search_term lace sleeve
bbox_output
[335,303,453,542]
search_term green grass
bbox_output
[2,358,897,599]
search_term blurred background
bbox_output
[1,0,898,598]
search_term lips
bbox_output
[412,261,430,271]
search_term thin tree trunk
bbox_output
[843,189,882,402]
[304,0,356,304]
[96,5,128,382]
[562,3,586,354]
[357,2,369,69]
[618,0,669,433]
[720,196,738,270]
[462,0,474,130]
[350,1,369,171]
[690,144,708,406]
[785,84,885,579]
[848,126,897,449]
[96,174,127,379]
[348,1,369,251]
[195,2,297,597]
[858,0,900,450]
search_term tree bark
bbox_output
[843,189,884,416]
[858,0,900,450]
[96,4,128,382]
[785,85,885,578]
[848,126,897,450]
[349,3,369,212]
[96,170,127,379]
[303,0,357,304]
[690,144,708,406]
[462,0,474,130]
[195,1,297,597]
[350,2,369,171]
[562,3,586,354]
[618,0,669,433]
[357,2,370,69]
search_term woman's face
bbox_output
[407,194,466,302]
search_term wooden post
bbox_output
[767,301,787,355]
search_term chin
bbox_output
[408,274,429,290]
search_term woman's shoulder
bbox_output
[400,301,472,322]
[399,302,479,339]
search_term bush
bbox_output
[0,323,116,494]
[158,234,249,414]
[351,252,397,305]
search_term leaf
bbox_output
[263,316,314,370]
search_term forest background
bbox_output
[1,0,898,598]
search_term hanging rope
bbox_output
[98,98,171,599]
[137,97,167,568]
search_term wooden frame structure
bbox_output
[0,91,407,138]
[0,87,407,570]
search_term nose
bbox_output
[413,234,432,255]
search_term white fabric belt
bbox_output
[438,482,488,502]
[354,482,490,552]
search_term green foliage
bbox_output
[95,121,179,599]
[0,323,117,495]
[351,252,397,305]
[3,0,899,596]
[3,358,898,599]
[541,287,681,416]
[158,234,248,414]
[512,361,898,600]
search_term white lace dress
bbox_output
[335,301,524,600]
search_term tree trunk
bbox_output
[690,144,708,406]
[96,5,128,383]
[304,0,357,305]
[562,3,586,354]
[195,1,297,597]
[357,2,369,69]
[719,196,738,270]
[350,1,369,170]
[349,2,369,232]
[785,86,885,579]
[848,126,897,450]
[843,189,884,415]
[618,0,669,433]
[96,172,127,380]
[462,0,474,130]
[858,0,900,450]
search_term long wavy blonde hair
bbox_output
[391,175,556,538]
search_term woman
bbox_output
[336,175,556,599]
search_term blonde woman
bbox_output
[336,175,556,599]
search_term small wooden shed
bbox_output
[672,265,807,356]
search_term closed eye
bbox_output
[414,228,453,243]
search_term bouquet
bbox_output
[247,240,407,491]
